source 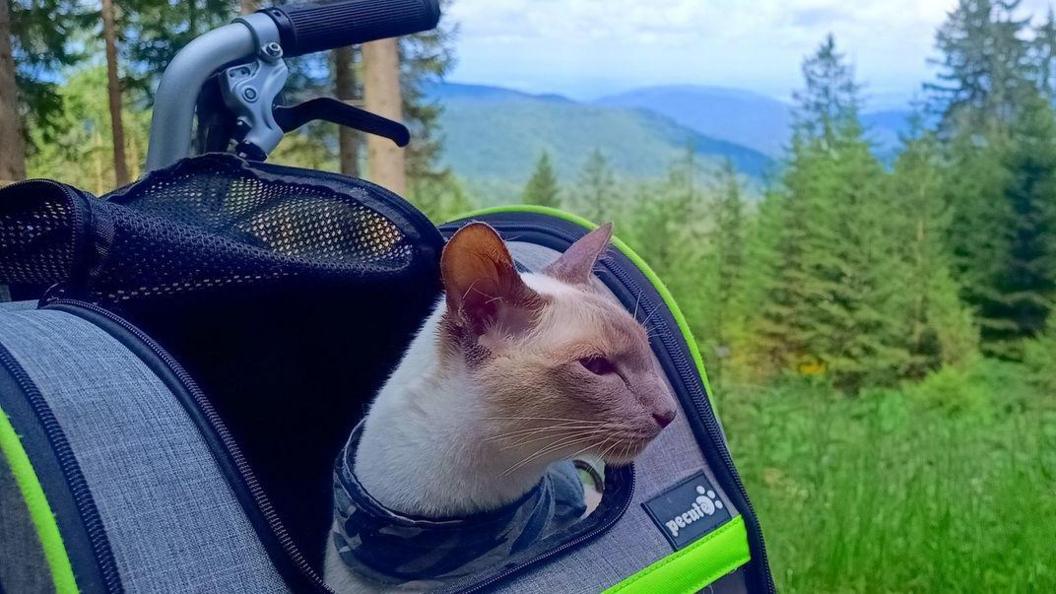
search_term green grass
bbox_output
[717,360,1056,593]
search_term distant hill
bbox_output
[596,85,912,158]
[597,85,794,157]
[428,83,775,204]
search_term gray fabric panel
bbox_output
[0,285,11,302]
[0,449,55,594]
[499,242,748,593]
[0,309,289,594]
[0,300,35,311]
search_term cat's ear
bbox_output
[543,222,613,285]
[441,222,543,337]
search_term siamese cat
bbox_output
[325,222,677,592]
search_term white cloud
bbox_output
[444,0,1001,106]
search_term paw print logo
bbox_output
[695,485,724,515]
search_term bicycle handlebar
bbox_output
[264,0,440,58]
[145,1,441,171]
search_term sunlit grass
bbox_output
[718,361,1056,593]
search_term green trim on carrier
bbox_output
[454,206,751,591]
[604,515,751,593]
[454,205,716,401]
[0,406,79,594]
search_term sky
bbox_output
[445,0,1055,109]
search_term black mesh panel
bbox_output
[0,154,446,568]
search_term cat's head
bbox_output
[440,222,677,471]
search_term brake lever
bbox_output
[273,98,410,147]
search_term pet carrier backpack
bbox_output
[0,2,775,593]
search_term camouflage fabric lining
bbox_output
[332,422,586,586]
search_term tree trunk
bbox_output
[362,38,405,194]
[334,46,359,176]
[101,0,129,186]
[0,0,26,182]
[239,0,258,15]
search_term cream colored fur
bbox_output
[324,224,676,593]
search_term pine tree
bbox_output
[399,0,456,185]
[986,91,1056,356]
[521,151,561,207]
[927,0,1033,137]
[747,35,909,391]
[101,0,128,185]
[1031,8,1056,95]
[573,149,619,223]
[333,46,359,176]
[929,0,1056,357]
[700,160,747,383]
[7,0,88,155]
[889,116,978,373]
[408,170,473,222]
[0,0,24,180]
[121,0,233,98]
[363,38,406,193]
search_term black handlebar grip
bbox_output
[263,0,441,58]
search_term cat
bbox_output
[324,221,678,593]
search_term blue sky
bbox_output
[445,0,1055,109]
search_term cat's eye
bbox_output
[579,355,617,375]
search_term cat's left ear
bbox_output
[543,222,613,285]
[442,222,543,337]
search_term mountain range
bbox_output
[427,82,911,203]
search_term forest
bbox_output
[3,0,1055,591]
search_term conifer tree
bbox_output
[929,0,1056,357]
[399,0,456,186]
[121,0,233,98]
[748,35,909,390]
[573,149,619,223]
[927,0,1033,137]
[890,117,978,373]
[987,91,1056,356]
[521,151,561,207]
[6,0,88,151]
[700,160,747,383]
[1031,8,1056,95]
[0,0,24,180]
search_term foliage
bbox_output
[569,149,620,223]
[119,0,234,99]
[1022,325,1056,392]
[720,363,1056,593]
[741,36,918,391]
[927,0,1056,358]
[9,0,90,145]
[433,88,774,204]
[399,0,458,185]
[25,66,149,193]
[521,151,561,208]
[408,169,475,222]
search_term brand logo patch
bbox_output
[642,471,732,550]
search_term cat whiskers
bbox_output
[486,422,601,444]
[499,429,611,477]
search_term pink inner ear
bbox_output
[544,222,613,285]
[441,222,543,338]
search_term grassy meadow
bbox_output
[717,361,1056,593]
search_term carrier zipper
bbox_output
[44,299,335,594]
[0,342,124,594]
[447,467,636,594]
[0,179,97,291]
[466,219,777,594]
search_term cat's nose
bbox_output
[652,408,676,429]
